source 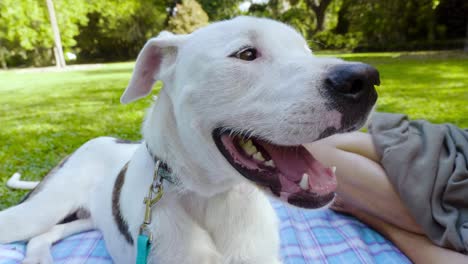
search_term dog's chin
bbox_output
[212,128,337,209]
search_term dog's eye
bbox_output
[232,47,257,61]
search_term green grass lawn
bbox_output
[0,51,467,209]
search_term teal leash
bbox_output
[136,235,151,264]
[136,146,176,264]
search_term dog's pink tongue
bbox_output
[260,143,337,195]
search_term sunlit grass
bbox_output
[318,51,468,126]
[0,63,156,208]
[0,51,467,209]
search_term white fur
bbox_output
[23,219,94,264]
[6,173,39,190]
[0,17,367,264]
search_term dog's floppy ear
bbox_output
[120,31,187,104]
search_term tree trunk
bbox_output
[315,8,325,32]
[0,47,7,70]
[464,21,468,52]
[306,0,333,33]
[334,0,351,34]
[164,0,180,28]
[45,0,66,68]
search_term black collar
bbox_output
[145,142,176,185]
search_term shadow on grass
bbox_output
[83,68,133,75]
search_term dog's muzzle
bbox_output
[322,63,380,132]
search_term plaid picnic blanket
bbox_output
[0,199,410,264]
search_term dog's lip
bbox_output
[212,128,337,209]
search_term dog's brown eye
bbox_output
[233,48,257,61]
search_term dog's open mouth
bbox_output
[213,128,337,209]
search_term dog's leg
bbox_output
[0,187,82,243]
[22,219,94,264]
[149,199,222,264]
[204,184,281,264]
[0,139,110,243]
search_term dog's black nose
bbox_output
[325,63,380,101]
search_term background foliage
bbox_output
[168,0,209,34]
[0,0,466,68]
[75,1,168,62]
[0,0,88,67]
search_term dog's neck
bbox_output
[143,91,181,172]
[142,90,242,196]
[142,90,201,193]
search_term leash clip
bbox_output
[139,160,164,243]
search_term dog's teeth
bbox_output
[246,145,257,155]
[265,160,276,167]
[299,173,309,190]
[239,138,247,146]
[253,152,265,161]
[241,140,257,155]
[331,166,336,174]
[245,139,253,147]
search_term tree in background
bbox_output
[302,0,333,33]
[198,0,243,21]
[247,0,342,49]
[0,0,88,68]
[334,0,467,51]
[1,0,467,68]
[0,0,169,67]
[342,0,437,50]
[309,0,363,50]
[168,0,209,34]
[435,0,468,51]
[75,1,167,62]
[465,24,468,52]
[46,0,66,68]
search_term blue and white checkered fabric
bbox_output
[0,199,410,264]
[273,200,410,264]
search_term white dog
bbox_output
[0,16,379,264]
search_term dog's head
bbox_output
[121,17,379,209]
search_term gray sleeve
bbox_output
[369,112,468,253]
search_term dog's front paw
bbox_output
[190,248,222,264]
[268,259,283,264]
[226,257,283,264]
[193,254,222,264]
[23,240,53,264]
[22,251,53,264]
